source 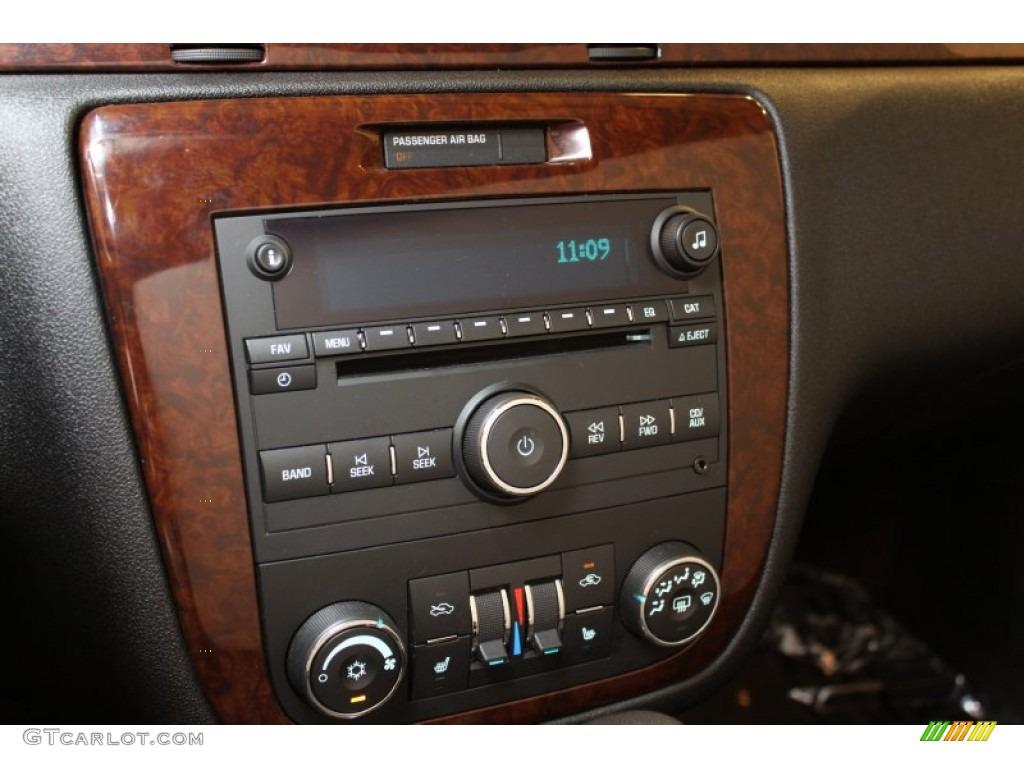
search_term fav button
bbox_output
[245,334,309,364]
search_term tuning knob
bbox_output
[650,206,720,276]
[621,542,721,647]
[460,390,569,500]
[287,601,406,719]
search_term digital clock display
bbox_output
[266,195,679,328]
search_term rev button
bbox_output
[328,437,392,493]
[566,407,621,458]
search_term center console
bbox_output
[216,192,726,721]
[79,90,788,723]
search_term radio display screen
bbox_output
[266,195,678,328]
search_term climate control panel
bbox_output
[280,537,720,720]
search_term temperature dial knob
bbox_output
[287,601,406,720]
[461,390,569,500]
[650,206,720,276]
[621,542,721,647]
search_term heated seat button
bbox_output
[328,437,392,492]
[393,429,454,484]
[259,444,329,502]
[621,399,673,449]
[561,608,614,666]
[566,407,621,457]
[411,637,470,699]
[409,571,471,643]
[561,544,615,612]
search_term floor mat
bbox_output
[681,565,990,724]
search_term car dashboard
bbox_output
[2,43,1024,725]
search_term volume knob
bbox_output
[460,390,569,500]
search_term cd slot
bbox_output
[334,330,653,379]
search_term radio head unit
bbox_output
[214,191,728,722]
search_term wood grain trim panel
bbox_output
[80,92,788,723]
[7,42,1024,71]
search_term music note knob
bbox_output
[650,206,721,277]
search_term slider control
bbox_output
[526,580,565,654]
[470,590,511,665]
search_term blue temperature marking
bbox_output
[512,622,522,656]
[633,594,647,603]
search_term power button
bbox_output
[461,391,569,498]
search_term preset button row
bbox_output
[259,428,453,503]
[304,296,716,357]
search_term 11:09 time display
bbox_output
[556,238,612,264]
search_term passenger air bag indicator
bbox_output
[383,127,545,169]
